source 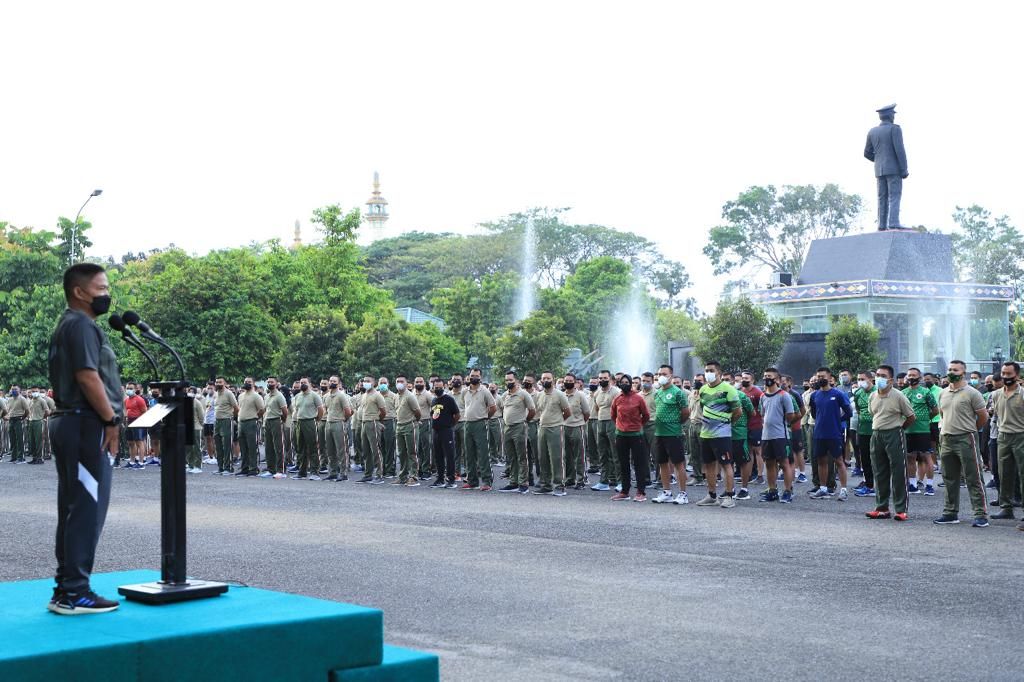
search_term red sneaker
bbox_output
[865,509,891,519]
[894,512,908,522]
[479,485,492,492]
[611,493,629,501]
[460,483,479,490]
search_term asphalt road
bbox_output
[2,461,1023,681]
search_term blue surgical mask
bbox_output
[378,384,388,392]
[969,378,980,387]
[126,389,136,397]
[877,377,889,390]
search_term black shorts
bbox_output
[126,427,147,442]
[906,433,933,454]
[790,428,805,452]
[654,435,685,465]
[731,439,750,464]
[203,423,215,437]
[747,429,762,447]
[762,438,792,462]
[812,438,844,460]
[929,423,939,441]
[700,437,733,465]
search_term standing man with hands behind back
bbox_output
[46,263,123,615]
[934,361,990,527]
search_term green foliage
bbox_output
[412,321,466,378]
[492,310,572,376]
[824,316,885,375]
[1013,316,1024,363]
[341,310,432,382]
[430,273,518,367]
[0,284,66,387]
[275,306,355,382]
[551,257,633,351]
[951,205,1024,295]
[55,216,93,265]
[703,184,862,279]
[655,308,703,356]
[694,297,792,374]
[0,224,63,328]
[311,205,361,246]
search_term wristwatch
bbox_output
[103,415,122,427]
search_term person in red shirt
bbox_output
[610,374,651,502]
[123,383,148,468]
[741,372,765,483]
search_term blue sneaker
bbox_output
[972,517,990,528]
[933,514,959,525]
[780,490,793,504]
[854,486,875,497]
[810,488,831,500]
[924,484,935,496]
[852,467,863,476]
[759,489,779,502]
[795,472,808,484]
[908,483,920,494]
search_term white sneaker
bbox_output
[719,494,736,508]
[591,482,610,491]
[695,494,718,506]
[203,457,217,465]
[652,490,673,504]
[673,491,689,505]
[838,488,848,501]
[272,472,286,479]
[614,483,623,493]
[258,471,272,478]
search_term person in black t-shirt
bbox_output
[429,377,460,489]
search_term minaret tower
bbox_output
[291,219,302,250]
[364,171,389,234]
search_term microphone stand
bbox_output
[119,330,162,381]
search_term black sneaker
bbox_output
[429,479,445,488]
[498,483,519,492]
[517,485,530,494]
[319,468,329,475]
[532,486,554,495]
[28,459,45,465]
[357,475,373,483]
[933,514,960,525]
[49,590,120,615]
[326,474,339,481]
[337,475,349,481]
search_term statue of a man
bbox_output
[864,103,909,230]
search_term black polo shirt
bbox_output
[48,308,123,418]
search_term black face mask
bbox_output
[1003,377,1016,385]
[268,385,276,391]
[89,294,112,316]
[506,382,516,391]
[741,380,751,387]
[907,377,920,386]
[589,384,598,392]
[523,381,533,389]
[763,377,775,387]
[300,383,309,391]
[985,383,994,392]
[694,381,704,390]
[924,380,934,388]
[542,380,553,390]
[619,382,632,393]
[329,382,338,389]
[243,382,253,390]
[433,387,445,396]
[817,379,829,389]
[469,377,481,385]
[564,382,575,390]
[452,380,462,388]
[599,380,609,388]
[415,384,425,391]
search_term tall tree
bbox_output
[429,272,518,367]
[693,297,793,374]
[491,310,572,376]
[703,184,862,280]
[950,205,1024,294]
[824,316,885,374]
[311,204,361,245]
[275,306,355,382]
[0,283,66,387]
[55,216,93,264]
[340,310,432,382]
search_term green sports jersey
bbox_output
[853,386,875,435]
[929,385,941,423]
[699,382,740,439]
[653,385,688,437]
[902,386,937,434]
[732,391,754,441]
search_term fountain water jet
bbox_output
[515,216,537,322]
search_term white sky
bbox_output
[3,1,1023,312]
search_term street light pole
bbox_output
[70,188,103,264]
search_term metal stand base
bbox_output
[118,579,228,605]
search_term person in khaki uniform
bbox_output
[350,387,364,471]
[261,378,288,478]
[378,377,399,478]
[563,373,592,489]
[357,375,387,483]
[586,380,600,475]
[324,376,353,481]
[187,388,206,472]
[42,391,57,459]
[393,375,422,485]
[288,381,302,470]
[990,361,1024,530]
[534,372,571,495]
[865,365,916,520]
[213,377,239,474]
[934,360,990,526]
[640,373,658,476]
[461,369,497,490]
[236,377,265,476]
[316,380,330,473]
[26,387,51,464]
[291,378,324,480]
[498,371,536,493]
[414,377,433,479]
[523,374,541,485]
[449,374,467,479]
[0,392,8,458]
[6,387,29,462]
[591,370,621,491]
[486,383,503,466]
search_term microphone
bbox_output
[110,314,161,380]
[123,310,186,383]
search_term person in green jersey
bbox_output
[851,371,876,496]
[731,389,755,500]
[695,361,742,508]
[903,367,939,495]
[649,364,691,505]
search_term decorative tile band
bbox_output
[747,279,1013,303]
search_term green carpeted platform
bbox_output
[331,645,439,682]
[0,570,399,682]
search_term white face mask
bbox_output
[705,372,717,383]
[877,377,889,390]
[395,381,406,390]
[362,382,372,390]
[658,375,670,386]
[857,380,869,390]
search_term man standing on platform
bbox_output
[934,360,990,527]
[864,103,909,230]
[47,263,123,614]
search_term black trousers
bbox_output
[989,438,999,485]
[433,426,456,484]
[616,435,647,495]
[50,413,112,594]
[858,434,875,487]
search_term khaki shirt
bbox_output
[501,389,535,425]
[192,397,205,429]
[535,389,569,427]
[414,389,433,420]
[641,390,657,419]
[6,395,28,418]
[264,390,287,420]
[28,396,49,420]
[394,390,420,424]
[360,390,387,421]
[0,397,6,418]
[564,390,591,427]
[525,389,540,422]
[325,390,353,422]
[939,385,986,436]
[868,389,915,430]
[351,393,363,423]
[594,386,621,421]
[237,390,265,420]
[462,386,496,421]
[213,389,238,419]
[450,389,466,413]
[992,386,1024,435]
[292,390,323,420]
[380,390,398,419]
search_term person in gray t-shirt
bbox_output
[758,368,797,502]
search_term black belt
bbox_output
[48,408,97,419]
[9,415,26,421]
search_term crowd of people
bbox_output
[4,359,1023,529]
